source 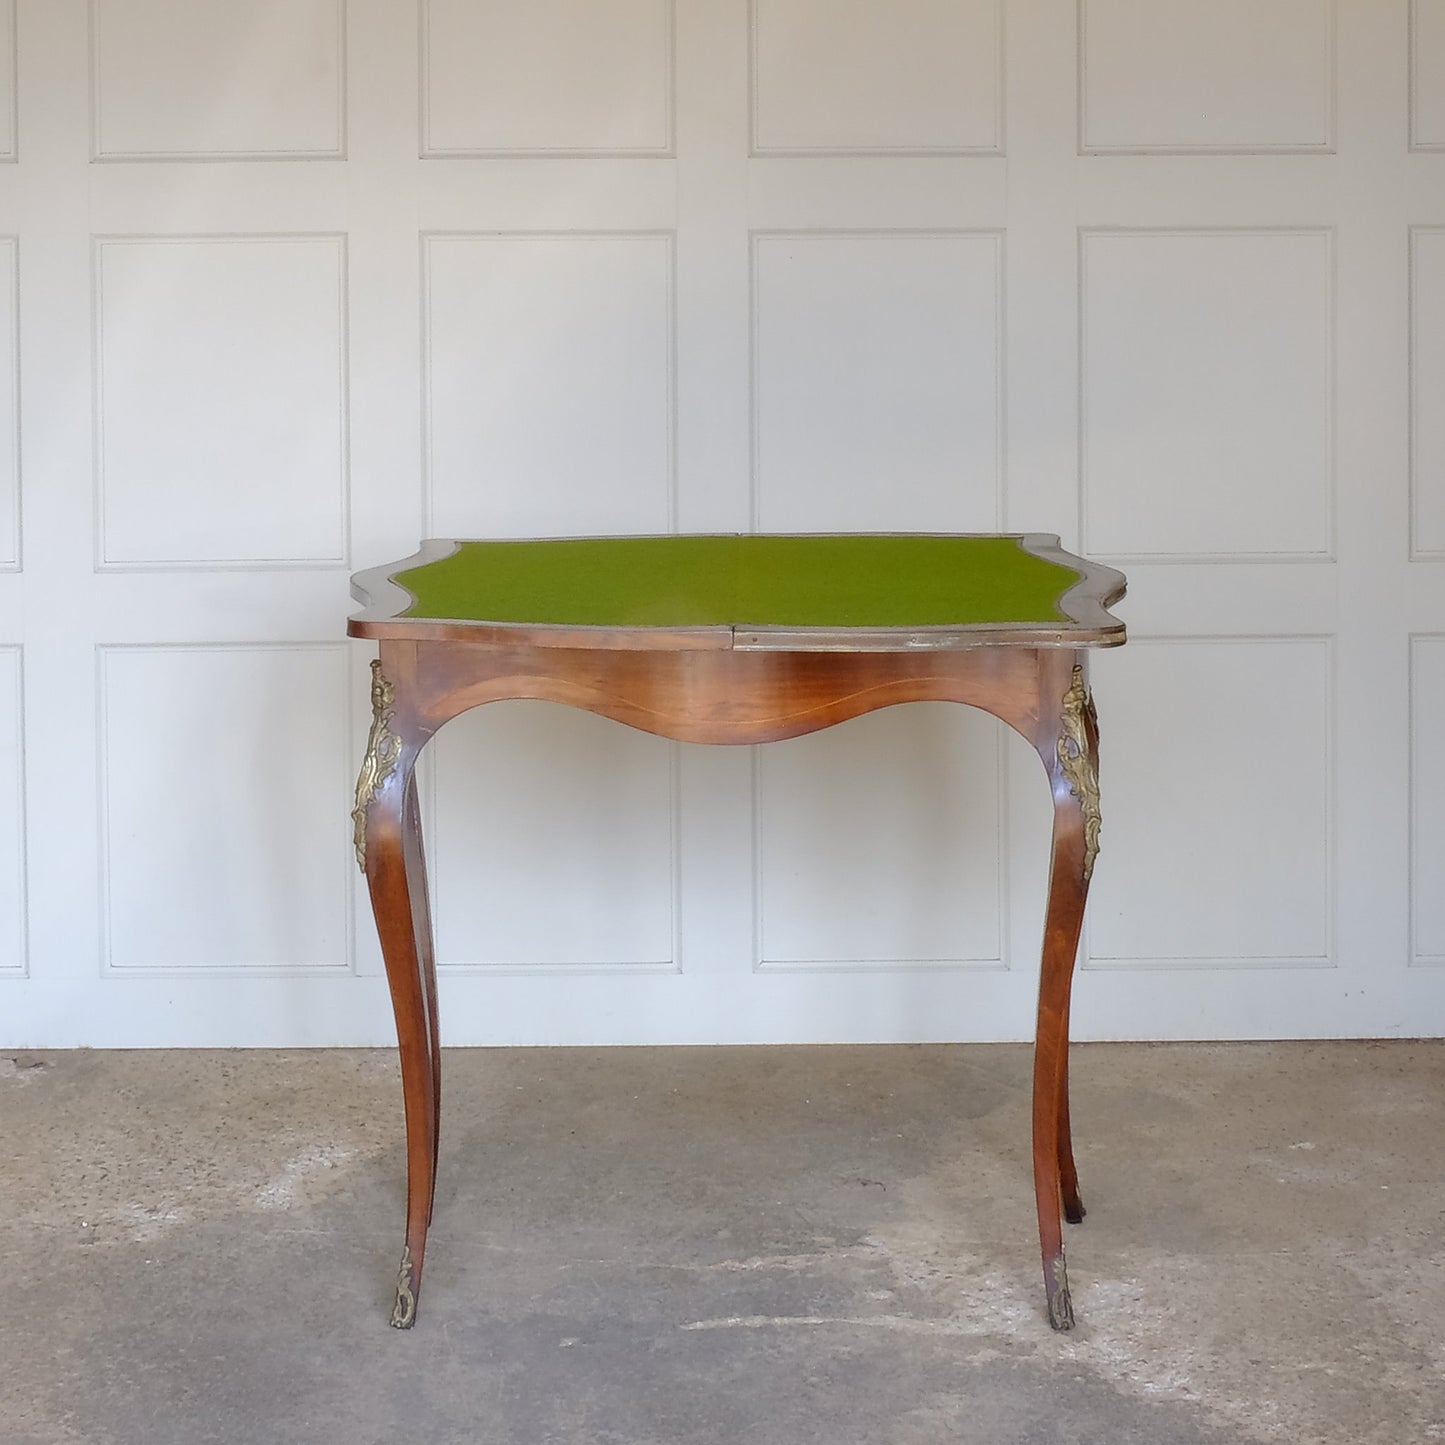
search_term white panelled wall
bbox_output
[1,1,1443,1045]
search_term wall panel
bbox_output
[1080,0,1333,153]
[95,235,348,568]
[1081,229,1333,561]
[1412,0,1445,149]
[751,0,1001,155]
[757,705,1004,969]
[429,704,676,970]
[1411,636,1445,964]
[422,0,673,157]
[1412,229,1445,556]
[91,0,344,160]
[0,238,18,569]
[0,0,1433,1044]
[0,646,23,974]
[98,645,351,973]
[752,231,1001,531]
[423,232,674,537]
[1087,638,1333,967]
[0,0,16,161]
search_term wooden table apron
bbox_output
[352,633,1103,1334]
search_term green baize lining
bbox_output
[394,535,1077,630]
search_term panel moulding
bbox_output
[751,723,1011,974]
[96,642,355,976]
[1410,0,1445,151]
[748,228,1006,535]
[748,0,1004,157]
[91,233,351,571]
[1077,0,1337,155]
[418,229,677,538]
[89,0,347,161]
[420,725,681,975]
[0,236,18,573]
[0,0,14,163]
[1409,228,1445,559]
[1082,633,1336,971]
[419,0,675,158]
[1078,226,1336,565]
[1409,633,1445,965]
[0,644,26,975]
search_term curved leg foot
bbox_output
[1061,1171,1086,1227]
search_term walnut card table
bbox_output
[348,533,1126,1333]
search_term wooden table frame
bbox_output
[349,536,1124,1333]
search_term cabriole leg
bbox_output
[354,656,440,1329]
[1031,658,1101,1331]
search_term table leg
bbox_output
[1031,659,1101,1331]
[354,658,440,1330]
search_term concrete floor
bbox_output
[2,1043,1443,1445]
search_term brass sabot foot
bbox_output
[389,1244,417,1330]
[1046,1253,1076,1331]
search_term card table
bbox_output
[349,533,1127,1332]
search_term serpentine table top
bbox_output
[347,532,1126,650]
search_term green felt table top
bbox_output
[349,534,1127,648]
[399,536,1070,628]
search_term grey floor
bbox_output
[2,1042,1443,1445]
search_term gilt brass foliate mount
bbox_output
[390,1244,417,1330]
[352,659,403,873]
[1058,664,1101,881]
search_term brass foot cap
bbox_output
[1046,1253,1076,1331]
[389,1244,418,1330]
